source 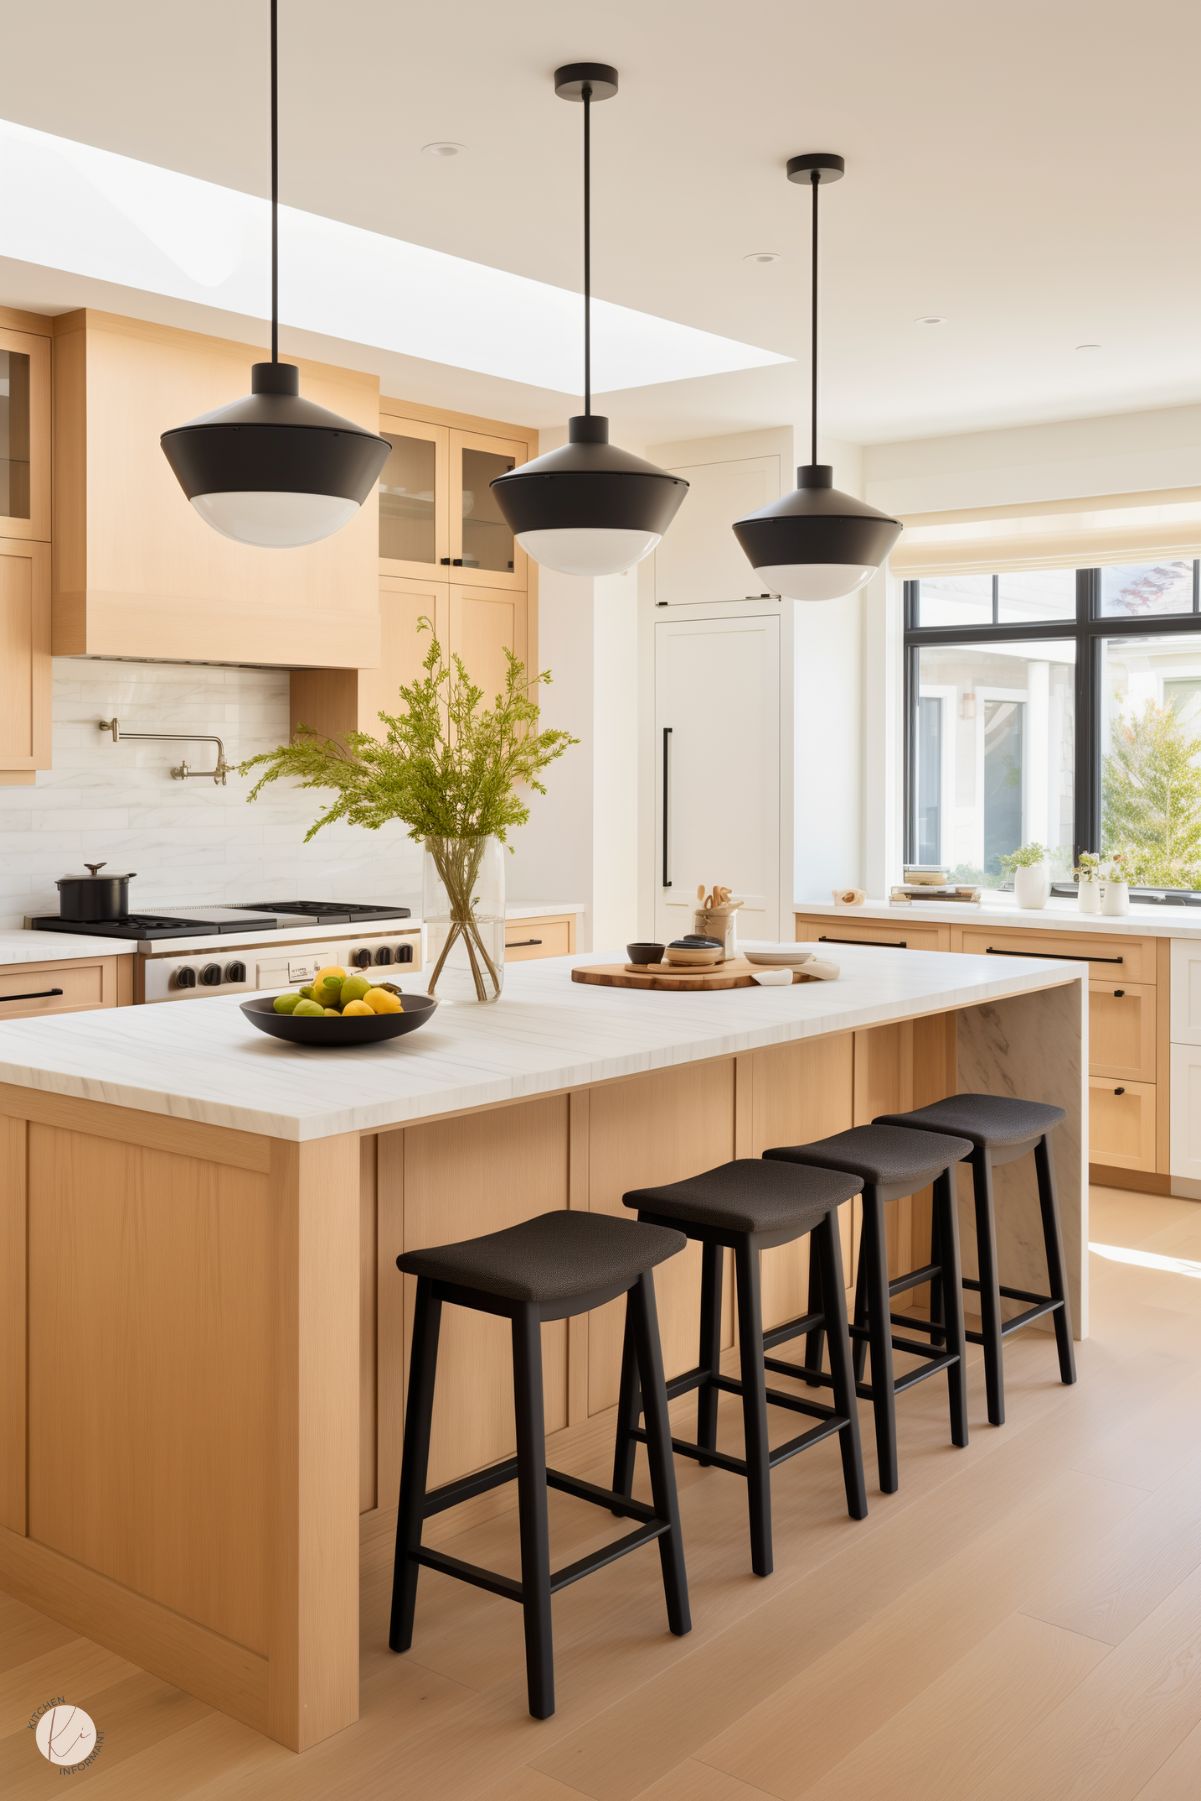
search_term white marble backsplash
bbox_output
[0,659,425,926]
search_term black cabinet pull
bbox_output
[1113,988,1126,998]
[439,556,451,565]
[661,726,673,888]
[984,945,1124,964]
[819,934,907,949]
[1114,1086,1126,1096]
[0,987,64,1003]
[505,938,543,949]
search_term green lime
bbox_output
[273,992,303,1014]
[293,999,325,1018]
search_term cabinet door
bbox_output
[1089,980,1156,1083]
[0,538,50,774]
[449,584,527,703]
[651,454,781,606]
[0,328,50,541]
[1170,941,1201,1048]
[655,613,780,943]
[1170,1046,1201,1182]
[448,430,528,590]
[378,414,449,578]
[357,578,450,742]
[1090,1077,1156,1172]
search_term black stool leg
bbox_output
[803,1240,825,1387]
[611,1296,641,1505]
[630,1272,691,1636]
[971,1148,1006,1427]
[861,1187,899,1494]
[816,1210,867,1521]
[696,1241,723,1463]
[1035,1133,1077,1386]
[927,1200,945,1347]
[512,1308,555,1719]
[389,1278,442,1653]
[934,1169,969,1450]
[734,1240,773,1576]
[851,1229,870,1386]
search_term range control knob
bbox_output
[199,963,222,987]
[397,941,414,964]
[174,966,197,989]
[375,946,393,965]
[225,960,246,983]
[353,948,374,969]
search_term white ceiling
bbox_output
[1,0,1199,447]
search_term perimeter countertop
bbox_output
[0,943,1082,1142]
[0,929,139,967]
[795,894,1201,940]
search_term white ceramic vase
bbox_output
[1013,861,1050,910]
[1102,880,1130,918]
[1077,880,1102,915]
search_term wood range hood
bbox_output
[51,310,381,669]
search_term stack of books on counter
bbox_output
[889,882,983,906]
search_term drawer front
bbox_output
[1089,1076,1156,1172]
[795,915,949,953]
[958,926,1155,983]
[504,918,573,961]
[0,958,114,1018]
[1089,980,1156,1083]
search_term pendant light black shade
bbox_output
[161,1,388,548]
[490,63,688,579]
[732,154,900,600]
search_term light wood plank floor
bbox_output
[5,1184,1201,1800]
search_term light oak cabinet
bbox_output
[0,538,50,784]
[377,409,530,589]
[0,956,128,1018]
[52,310,381,667]
[503,916,576,961]
[1089,980,1156,1084]
[795,914,950,953]
[0,323,51,542]
[1089,1076,1157,1173]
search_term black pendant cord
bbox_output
[269,0,279,366]
[809,170,819,467]
[582,81,592,417]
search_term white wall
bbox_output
[0,658,424,928]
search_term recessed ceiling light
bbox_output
[914,315,946,326]
[744,250,781,265]
[421,141,465,159]
[1076,342,1101,351]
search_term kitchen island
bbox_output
[0,944,1086,1751]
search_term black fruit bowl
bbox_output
[241,991,438,1047]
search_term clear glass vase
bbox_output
[423,834,505,1003]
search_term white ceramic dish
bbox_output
[745,948,816,968]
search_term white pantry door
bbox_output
[654,613,781,944]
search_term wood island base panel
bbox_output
[0,948,1086,1751]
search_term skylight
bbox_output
[0,117,788,395]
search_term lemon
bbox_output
[273,992,303,1014]
[364,986,402,1015]
[315,964,347,988]
[342,998,373,1017]
[341,973,371,1004]
[293,999,325,1018]
[323,1007,341,1016]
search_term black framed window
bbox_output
[903,561,1201,900]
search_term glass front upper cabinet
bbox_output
[0,327,50,541]
[449,429,528,590]
[378,413,449,578]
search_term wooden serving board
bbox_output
[572,957,814,992]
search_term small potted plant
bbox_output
[999,841,1050,910]
[242,621,577,1004]
[1073,851,1103,914]
[1101,851,1137,917]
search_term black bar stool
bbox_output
[389,1210,690,1720]
[873,1093,1076,1426]
[612,1158,867,1579]
[764,1125,972,1494]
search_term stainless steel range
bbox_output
[28,901,422,1003]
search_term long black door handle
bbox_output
[0,987,65,1002]
[818,934,908,949]
[662,726,673,888]
[505,938,543,949]
[984,945,1124,964]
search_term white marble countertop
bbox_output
[0,929,138,967]
[0,943,1083,1143]
[794,894,1201,940]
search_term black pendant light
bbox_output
[489,63,688,579]
[161,0,388,548]
[733,154,901,600]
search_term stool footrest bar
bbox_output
[413,1548,523,1602]
[962,1276,1051,1306]
[422,1455,519,1518]
[550,1521,670,1594]
[761,1307,825,1351]
[888,1262,939,1297]
[545,1467,659,1521]
[767,1416,846,1467]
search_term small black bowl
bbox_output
[627,941,665,966]
[241,991,438,1047]
[675,935,723,949]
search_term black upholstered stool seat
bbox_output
[397,1210,684,1308]
[765,1122,972,1190]
[391,1209,690,1720]
[625,1158,862,1239]
[875,1092,1076,1428]
[616,1157,868,1577]
[874,1092,1065,1150]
